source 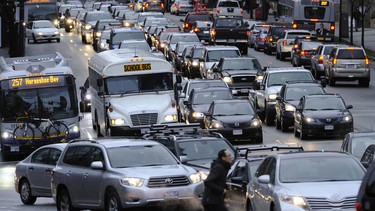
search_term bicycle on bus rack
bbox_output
[13,116,70,144]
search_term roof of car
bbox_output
[304,93,341,99]
[111,28,143,33]
[69,138,160,148]
[284,81,323,87]
[348,131,375,137]
[221,56,257,60]
[191,87,231,93]
[213,99,250,104]
[204,45,239,51]
[276,151,353,158]
[97,19,119,23]
[188,79,225,83]
[266,67,310,73]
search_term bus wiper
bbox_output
[120,90,139,96]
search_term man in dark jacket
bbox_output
[202,149,232,211]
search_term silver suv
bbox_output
[325,46,370,87]
[51,139,203,210]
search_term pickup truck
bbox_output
[213,0,243,18]
[209,17,250,55]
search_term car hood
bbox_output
[205,62,216,69]
[116,164,197,177]
[88,21,97,26]
[192,104,210,113]
[279,181,361,200]
[214,114,255,123]
[34,28,58,34]
[303,110,350,118]
[285,100,299,107]
[266,86,282,95]
[110,94,172,114]
[222,70,258,77]
[186,158,213,170]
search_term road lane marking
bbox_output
[82,128,93,140]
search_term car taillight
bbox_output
[333,56,337,65]
[130,4,134,8]
[194,28,200,32]
[355,202,362,211]
[319,55,324,64]
[212,29,216,36]
[366,56,369,65]
[283,40,287,46]
[260,38,265,42]
[240,9,244,14]
[161,3,164,8]
[293,23,297,28]
[294,44,298,49]
[178,5,181,8]
[269,37,273,42]
[330,25,335,31]
[174,5,177,9]
[145,3,149,8]
[300,51,307,55]
[217,8,221,13]
[246,30,250,36]
[203,5,206,10]
[185,23,189,28]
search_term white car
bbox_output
[276,29,311,61]
[26,20,60,43]
[212,0,243,18]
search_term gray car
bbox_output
[310,44,342,79]
[51,139,203,210]
[249,151,366,211]
[14,143,67,205]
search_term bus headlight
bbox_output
[111,119,125,126]
[223,76,232,84]
[164,114,177,122]
[69,125,80,133]
[85,24,92,30]
[2,131,12,139]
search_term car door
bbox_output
[256,72,268,110]
[26,22,33,37]
[226,160,248,210]
[27,148,53,195]
[251,157,271,211]
[258,157,277,210]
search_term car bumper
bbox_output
[331,68,370,79]
[297,58,312,66]
[215,127,262,142]
[110,123,178,136]
[280,45,292,53]
[34,34,60,40]
[302,122,353,137]
[255,42,265,48]
[144,8,165,13]
[177,8,194,14]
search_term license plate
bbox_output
[347,65,356,69]
[164,191,178,199]
[203,31,209,34]
[10,146,19,152]
[233,129,243,135]
[325,125,334,130]
[228,39,235,43]
[141,128,150,134]
[240,89,249,93]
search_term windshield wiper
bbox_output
[120,90,140,96]
[138,163,168,167]
[232,113,248,116]
[321,108,339,110]
[305,108,318,111]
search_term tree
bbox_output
[348,0,375,46]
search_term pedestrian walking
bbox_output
[202,149,232,211]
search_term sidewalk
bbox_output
[334,22,375,52]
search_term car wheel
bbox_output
[32,34,37,43]
[276,51,280,60]
[266,48,272,55]
[27,38,31,44]
[249,43,254,48]
[281,117,288,132]
[241,46,248,55]
[276,116,281,130]
[92,119,97,130]
[294,123,299,137]
[57,38,60,43]
[299,124,307,140]
[265,106,274,126]
[106,190,123,211]
[82,35,87,44]
[359,78,370,87]
[280,52,285,61]
[57,189,75,211]
[328,75,335,86]
[19,179,37,205]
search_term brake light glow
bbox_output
[185,23,189,28]
[292,23,297,28]
[333,56,337,65]
[260,38,265,42]
[194,28,200,32]
[310,19,318,22]
[355,202,362,211]
[300,51,307,55]
[366,57,369,65]
[178,5,181,8]
[161,3,164,8]
[203,5,207,10]
[269,37,273,42]
[330,25,335,30]
[217,8,221,13]
[212,29,216,36]
[174,5,177,9]
[294,44,298,49]
[246,30,250,36]
[347,47,355,50]
[283,40,287,46]
[145,3,149,8]
[319,55,324,64]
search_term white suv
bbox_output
[276,29,311,61]
[51,139,203,210]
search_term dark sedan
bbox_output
[204,99,263,143]
[356,160,375,211]
[340,131,375,161]
[172,42,202,72]
[291,41,321,67]
[294,94,353,139]
[183,87,234,127]
[186,46,205,78]
[191,21,212,44]
[275,81,326,132]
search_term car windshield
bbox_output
[112,31,145,44]
[34,21,55,28]
[159,32,172,40]
[267,72,314,87]
[222,59,261,70]
[187,14,213,22]
[192,90,232,105]
[193,48,204,58]
[108,145,178,168]
[337,49,365,59]
[86,13,113,22]
[213,102,254,116]
[171,35,199,43]
[351,136,375,158]
[178,139,234,161]
[105,73,173,94]
[250,160,263,178]
[189,82,227,93]
[304,97,346,110]
[69,9,84,17]
[216,19,243,27]
[207,50,240,62]
[286,32,311,39]
[145,18,168,27]
[119,42,150,51]
[285,87,325,101]
[280,156,365,183]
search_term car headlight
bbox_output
[100,42,108,48]
[251,119,262,127]
[96,32,102,37]
[192,112,204,118]
[85,94,91,100]
[124,22,130,27]
[85,24,92,30]
[268,94,277,101]
[2,131,12,139]
[66,19,73,24]
[164,114,178,122]
[199,171,209,180]
[110,119,125,126]
[160,43,165,48]
[223,76,233,84]
[211,121,223,129]
[285,104,296,112]
[256,75,263,81]
[120,177,144,187]
[189,173,202,183]
[280,195,310,210]
[53,19,59,26]
[54,31,59,35]
[305,117,315,123]
[192,60,199,66]
[343,115,352,122]
[37,32,44,36]
[69,125,80,133]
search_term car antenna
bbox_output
[133,44,138,58]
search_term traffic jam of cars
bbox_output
[3,0,375,210]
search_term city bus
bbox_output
[0,52,80,160]
[87,49,181,136]
[278,0,335,41]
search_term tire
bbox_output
[47,122,69,142]
[32,34,37,43]
[294,124,299,137]
[266,47,272,55]
[265,106,274,126]
[299,125,307,140]
[105,190,123,211]
[96,116,103,137]
[19,179,37,205]
[13,125,35,144]
[328,76,335,86]
[280,52,285,61]
[281,117,288,132]
[241,46,248,55]
[57,189,74,211]
[359,78,370,87]
[276,116,281,130]
[82,35,87,44]
[276,51,280,60]
[247,200,254,211]
[57,38,60,43]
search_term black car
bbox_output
[291,41,321,67]
[186,46,205,78]
[264,25,291,55]
[172,42,202,72]
[361,145,375,168]
[225,146,304,211]
[210,56,263,96]
[275,81,326,132]
[183,87,234,127]
[204,99,263,143]
[341,132,375,161]
[92,19,121,51]
[191,20,212,44]
[294,94,354,140]
[144,124,236,178]
[181,45,194,75]
[356,161,375,211]
[181,12,214,32]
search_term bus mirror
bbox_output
[97,78,103,87]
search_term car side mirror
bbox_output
[262,67,267,72]
[213,67,220,72]
[179,93,186,98]
[296,105,302,111]
[258,175,270,184]
[179,156,188,164]
[346,105,353,109]
[91,161,105,170]
[361,161,370,169]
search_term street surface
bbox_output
[1,13,375,210]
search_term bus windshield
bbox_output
[105,72,173,95]
[1,77,78,121]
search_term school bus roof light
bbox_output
[310,19,318,22]
[347,47,355,50]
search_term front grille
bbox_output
[130,113,158,126]
[232,76,256,83]
[317,118,339,123]
[306,196,356,210]
[148,176,190,188]
[225,122,251,128]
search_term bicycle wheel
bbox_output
[13,125,35,144]
[47,122,69,142]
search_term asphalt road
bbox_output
[1,13,375,210]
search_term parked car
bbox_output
[294,94,353,139]
[14,144,67,205]
[26,20,60,43]
[340,131,375,160]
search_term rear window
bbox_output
[274,27,289,37]
[187,14,213,22]
[323,46,334,55]
[302,42,321,50]
[216,18,243,27]
[304,7,325,19]
[218,1,239,7]
[337,49,365,59]
[286,32,311,39]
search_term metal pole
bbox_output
[361,0,364,48]
[339,0,342,42]
[19,0,25,56]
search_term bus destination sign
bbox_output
[9,76,65,89]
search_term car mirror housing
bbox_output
[91,161,105,170]
[346,105,353,109]
[179,156,188,164]
[258,175,270,184]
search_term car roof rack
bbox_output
[69,139,99,144]
[266,67,306,71]
[284,80,320,85]
[235,145,304,159]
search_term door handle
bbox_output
[66,171,72,176]
[83,173,89,178]
[28,166,34,170]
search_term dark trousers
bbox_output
[203,204,228,211]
